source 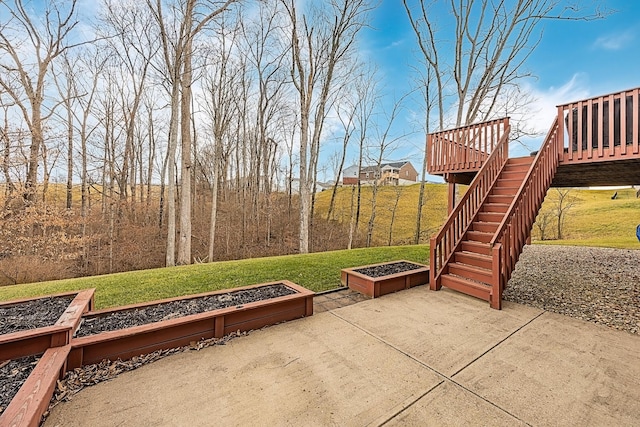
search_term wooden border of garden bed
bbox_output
[0,289,95,361]
[0,345,70,427]
[67,281,313,369]
[341,260,430,298]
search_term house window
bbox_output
[406,171,409,176]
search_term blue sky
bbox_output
[353,0,640,180]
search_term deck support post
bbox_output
[448,182,456,213]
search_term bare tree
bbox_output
[365,97,404,248]
[101,1,158,213]
[281,0,372,254]
[147,0,238,266]
[347,66,377,249]
[534,209,553,241]
[387,185,403,246]
[201,12,243,262]
[0,0,82,202]
[403,0,608,129]
[413,63,435,244]
[553,188,578,240]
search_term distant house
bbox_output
[342,161,418,186]
[342,165,360,185]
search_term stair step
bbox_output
[454,251,493,269]
[465,230,493,243]
[495,178,523,188]
[481,203,509,213]
[503,164,530,172]
[449,262,493,282]
[441,274,491,301]
[503,162,532,172]
[507,156,534,165]
[492,187,518,196]
[487,194,513,205]
[471,221,499,233]
[501,170,527,180]
[461,241,492,256]
[477,211,504,223]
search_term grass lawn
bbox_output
[0,245,429,308]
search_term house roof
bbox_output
[360,161,410,173]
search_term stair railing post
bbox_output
[429,237,441,290]
[490,243,503,310]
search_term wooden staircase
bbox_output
[429,117,560,309]
[428,87,640,309]
[438,157,533,307]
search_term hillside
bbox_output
[313,183,450,246]
[314,184,640,249]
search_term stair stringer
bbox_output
[488,117,561,307]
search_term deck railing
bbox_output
[490,118,559,300]
[430,122,510,290]
[557,87,640,164]
[427,118,510,174]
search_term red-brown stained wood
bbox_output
[67,281,313,370]
[0,289,95,361]
[0,346,70,427]
[341,261,429,298]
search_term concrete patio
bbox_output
[44,286,640,426]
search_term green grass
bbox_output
[0,245,429,308]
[316,184,640,249]
[532,188,640,248]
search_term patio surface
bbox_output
[44,286,640,426]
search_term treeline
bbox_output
[1,0,433,282]
[0,184,357,285]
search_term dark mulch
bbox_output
[0,296,74,335]
[76,284,296,337]
[0,355,40,415]
[353,261,424,278]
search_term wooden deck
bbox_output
[429,87,640,187]
[554,87,640,186]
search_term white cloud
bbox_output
[593,29,635,51]
[509,75,591,156]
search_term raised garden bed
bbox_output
[0,346,70,427]
[341,260,429,298]
[67,281,313,369]
[0,289,95,361]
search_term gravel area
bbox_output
[76,284,295,337]
[353,261,424,278]
[505,245,640,334]
[0,296,74,335]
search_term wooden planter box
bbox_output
[0,346,70,427]
[0,289,95,361]
[67,281,313,370]
[341,260,429,298]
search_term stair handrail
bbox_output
[430,120,511,288]
[490,117,560,291]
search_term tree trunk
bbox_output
[177,5,194,265]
